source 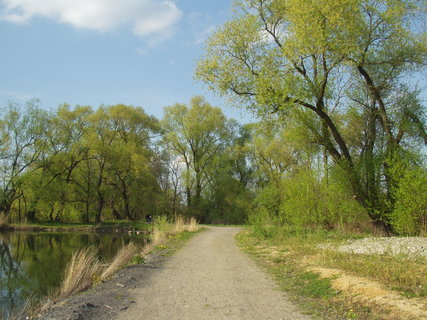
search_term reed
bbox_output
[57,247,99,299]
[173,216,186,233]
[185,217,199,232]
[101,242,138,280]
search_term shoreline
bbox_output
[1,223,151,234]
[36,229,202,320]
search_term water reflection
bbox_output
[0,231,147,319]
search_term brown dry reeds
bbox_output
[185,217,199,232]
[140,216,200,257]
[151,228,166,246]
[58,247,99,299]
[101,242,138,280]
[173,216,185,233]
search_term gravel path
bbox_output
[40,227,310,320]
[116,226,310,320]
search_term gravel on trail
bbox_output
[336,237,427,257]
[39,227,311,320]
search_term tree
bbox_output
[94,104,160,221]
[162,96,232,221]
[0,101,50,220]
[196,0,426,228]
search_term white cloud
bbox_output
[1,0,182,40]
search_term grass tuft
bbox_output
[57,247,99,299]
[186,217,199,232]
[141,216,200,256]
[101,242,139,280]
[173,216,186,233]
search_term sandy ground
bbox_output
[40,227,311,320]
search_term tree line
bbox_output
[1,0,426,234]
[0,99,253,225]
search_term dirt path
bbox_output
[115,227,310,320]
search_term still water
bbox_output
[0,231,148,319]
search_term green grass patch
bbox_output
[152,228,206,258]
[236,229,385,320]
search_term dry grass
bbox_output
[101,242,139,280]
[140,216,200,257]
[57,247,100,299]
[151,228,167,246]
[185,217,199,232]
[319,250,427,297]
[8,298,32,320]
[173,216,186,233]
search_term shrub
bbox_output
[390,166,427,235]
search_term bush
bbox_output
[248,184,283,238]
[390,166,427,235]
[249,168,366,236]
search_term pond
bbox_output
[0,231,148,319]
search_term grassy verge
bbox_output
[236,227,426,320]
[320,250,427,298]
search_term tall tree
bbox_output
[0,102,49,220]
[196,0,426,227]
[162,96,232,220]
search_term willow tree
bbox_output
[162,97,232,220]
[196,0,426,228]
[0,102,50,220]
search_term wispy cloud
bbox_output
[194,25,216,45]
[0,0,182,41]
[184,11,217,46]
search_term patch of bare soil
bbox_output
[308,267,427,320]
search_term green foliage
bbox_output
[250,166,367,236]
[196,0,427,231]
[390,166,427,235]
[152,215,172,233]
[161,97,254,223]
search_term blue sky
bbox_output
[0,0,253,122]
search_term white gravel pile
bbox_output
[336,237,427,257]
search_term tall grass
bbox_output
[101,242,138,280]
[186,217,199,232]
[57,247,99,299]
[173,216,186,233]
[142,216,200,255]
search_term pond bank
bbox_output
[3,222,151,233]
[37,229,203,320]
